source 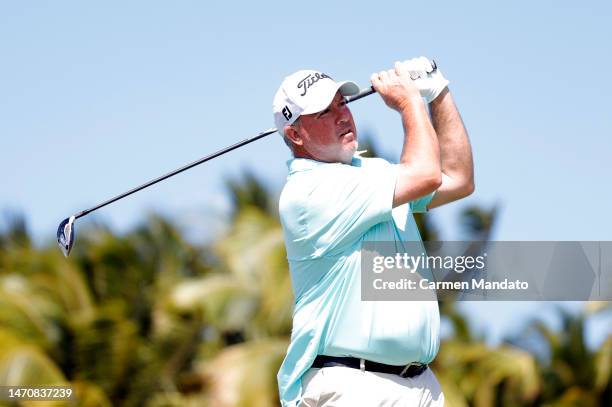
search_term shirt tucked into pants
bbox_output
[299,366,445,406]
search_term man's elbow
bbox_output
[465,171,476,195]
[423,172,443,194]
[453,168,475,198]
[422,161,443,192]
[458,179,475,198]
[432,174,444,192]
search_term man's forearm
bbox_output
[430,88,474,188]
[400,96,440,171]
[392,95,442,207]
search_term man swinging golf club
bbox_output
[273,57,474,406]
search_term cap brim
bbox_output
[302,80,360,115]
[338,80,360,97]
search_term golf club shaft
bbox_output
[72,59,438,220]
[73,128,277,220]
[72,87,376,220]
[344,87,376,104]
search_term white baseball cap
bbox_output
[273,70,360,136]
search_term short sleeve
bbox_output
[409,192,435,213]
[283,160,397,259]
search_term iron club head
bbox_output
[57,216,76,257]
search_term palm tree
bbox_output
[508,305,611,406]
[165,170,291,406]
[1,142,609,406]
[0,213,215,406]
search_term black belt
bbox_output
[312,355,428,378]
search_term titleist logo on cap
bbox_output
[297,72,331,97]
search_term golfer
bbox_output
[272,58,473,406]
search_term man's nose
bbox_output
[336,106,350,124]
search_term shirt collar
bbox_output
[287,158,327,174]
[287,153,367,175]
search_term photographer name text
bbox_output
[372,278,529,291]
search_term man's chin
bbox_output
[340,146,358,164]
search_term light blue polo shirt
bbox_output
[277,156,440,407]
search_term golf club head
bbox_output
[57,216,76,257]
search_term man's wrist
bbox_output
[428,86,450,106]
[397,94,425,113]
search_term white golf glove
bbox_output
[398,57,449,103]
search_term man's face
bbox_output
[292,92,358,164]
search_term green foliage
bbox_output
[0,167,609,406]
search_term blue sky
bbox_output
[1,2,610,346]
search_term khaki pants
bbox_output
[299,366,445,406]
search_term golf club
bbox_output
[57,60,437,256]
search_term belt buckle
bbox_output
[399,362,424,378]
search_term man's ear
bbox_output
[284,124,304,146]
